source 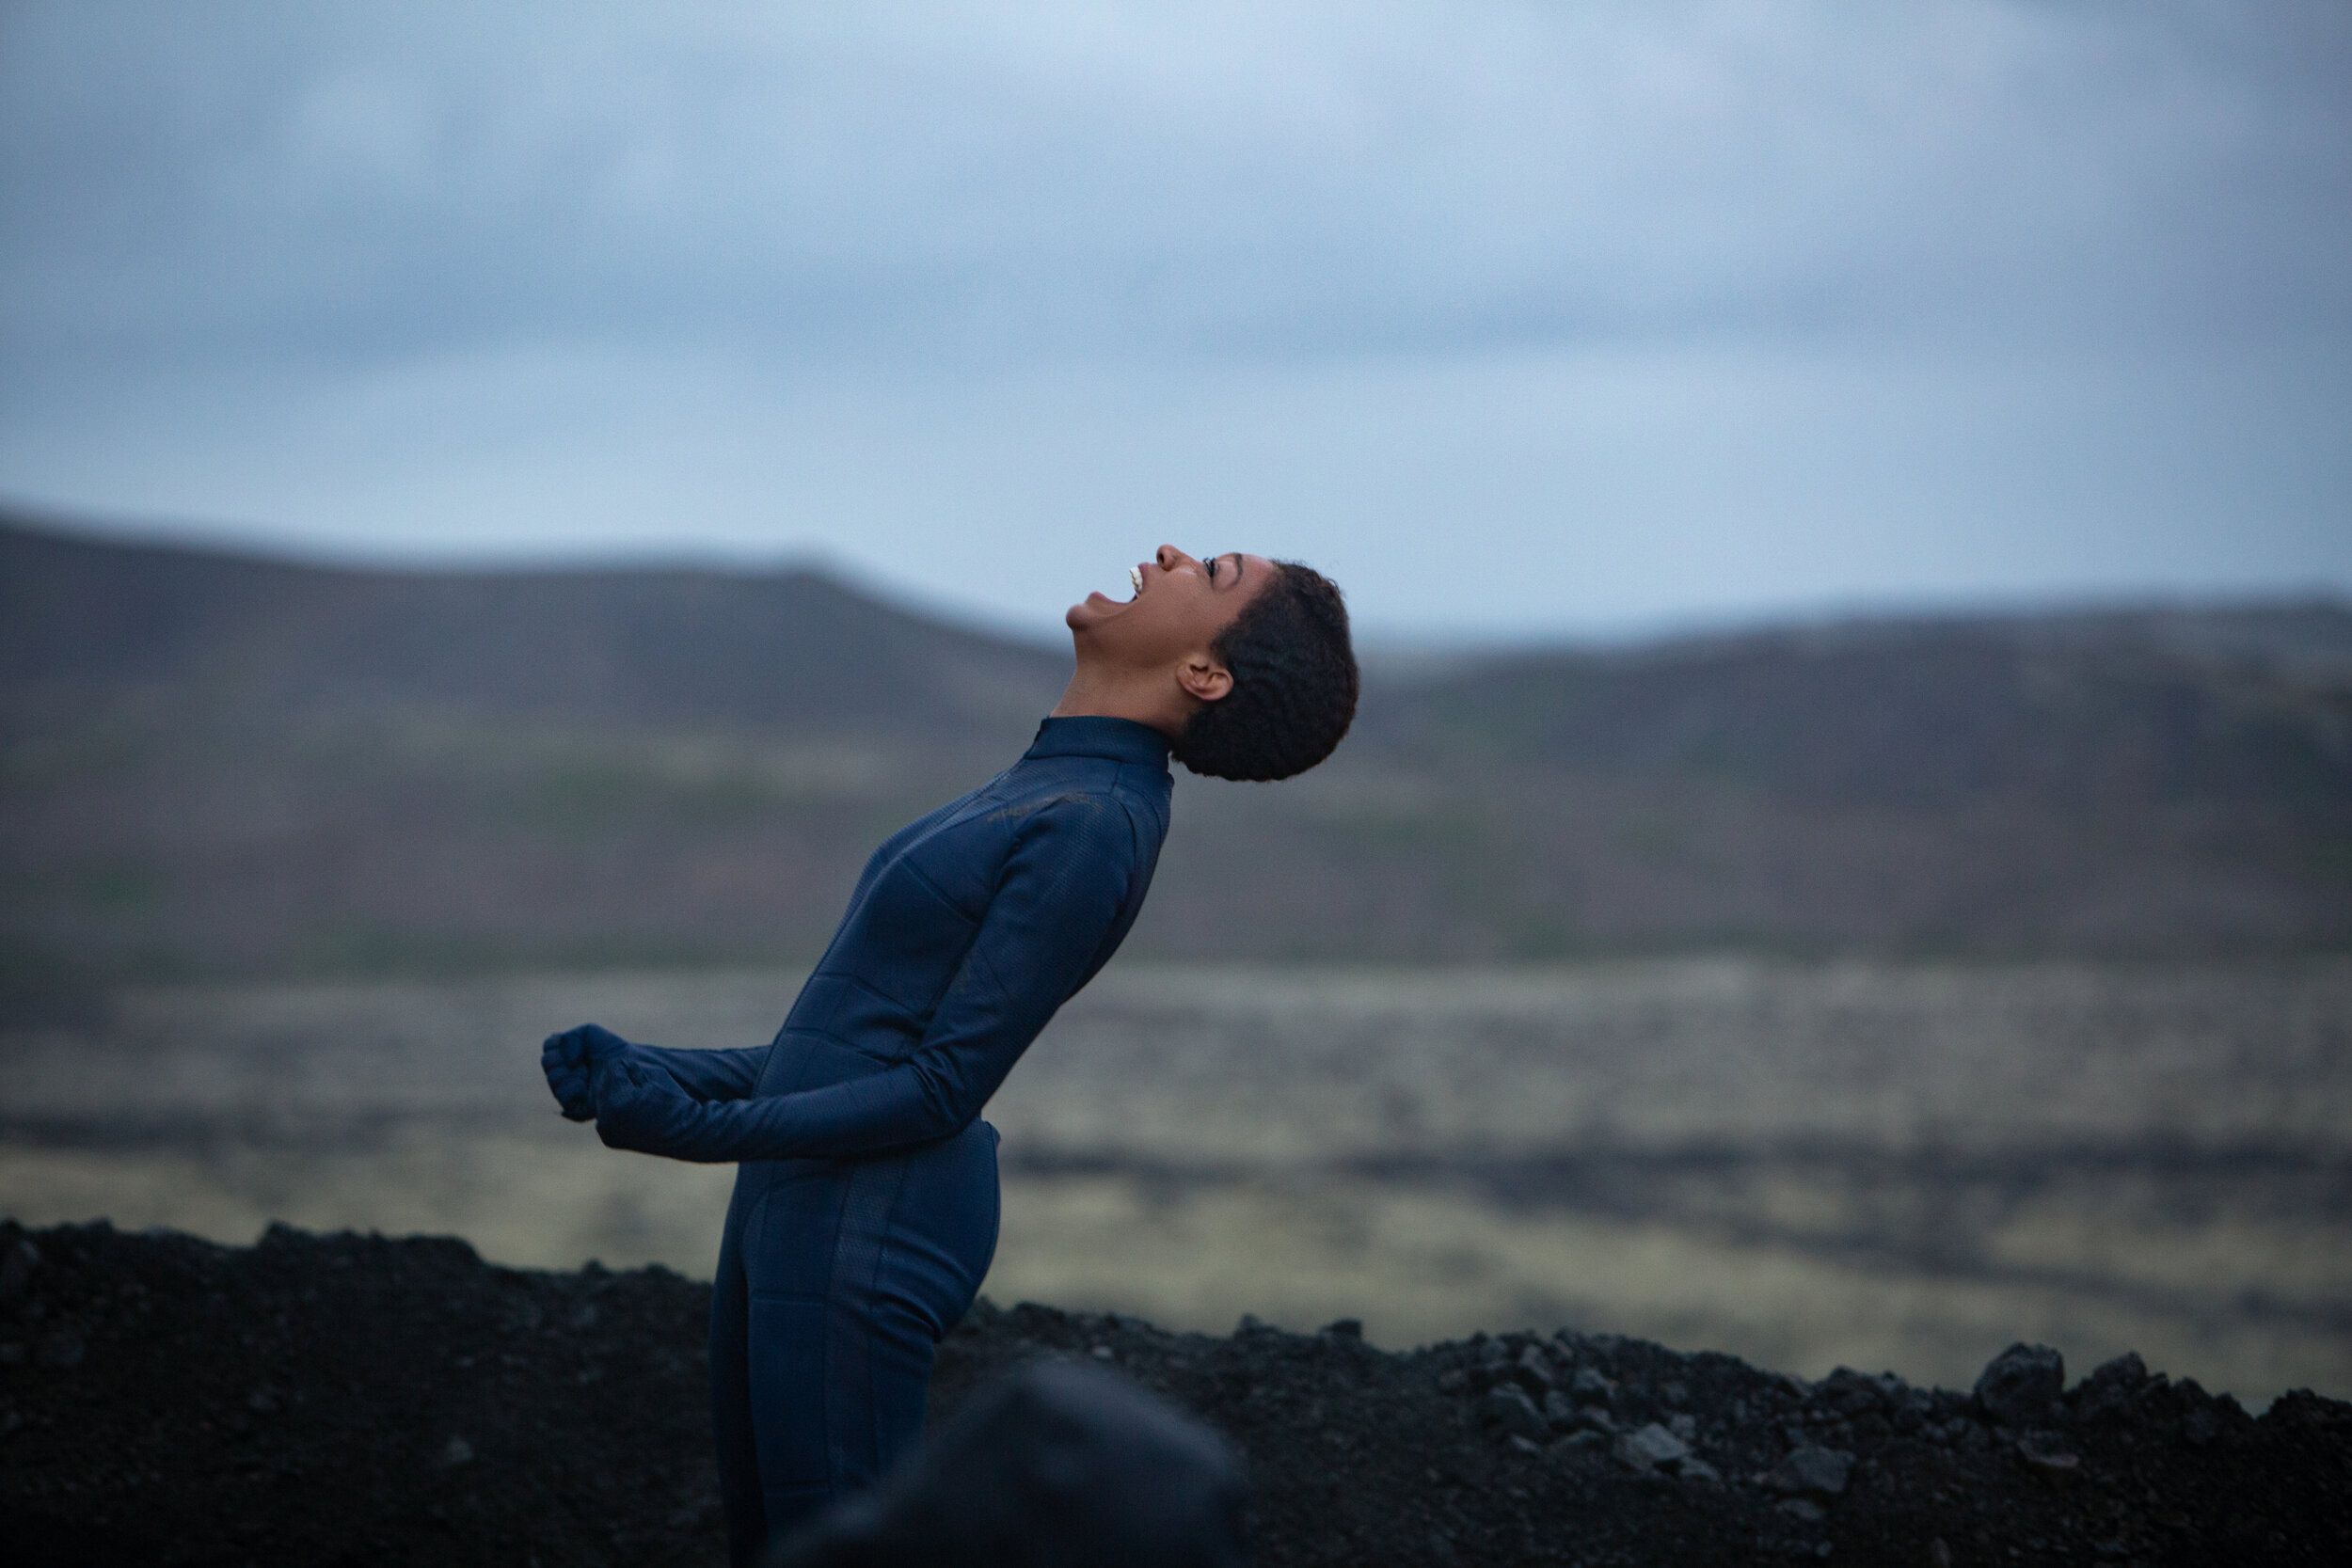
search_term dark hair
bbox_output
[1172,561,1359,782]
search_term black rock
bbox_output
[1433,1445,1492,1488]
[1974,1343,2064,1428]
[2014,1430,2079,1472]
[1765,1445,1854,1497]
[2183,1405,2221,1447]
[0,1239,38,1302]
[1816,1368,1892,1418]
[1478,1385,1549,1443]
[1468,1339,1512,1391]
[1613,1423,1692,1473]
[2074,1352,2150,1422]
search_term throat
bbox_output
[1051,666,1186,738]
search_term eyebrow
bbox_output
[1226,553,1244,586]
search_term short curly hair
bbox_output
[1171,561,1359,782]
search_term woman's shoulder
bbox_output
[907,765,1152,883]
[873,748,1168,876]
[1005,752,1169,823]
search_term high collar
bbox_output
[1023,715,1174,768]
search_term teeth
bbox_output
[1128,564,1144,597]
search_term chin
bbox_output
[1065,591,1123,634]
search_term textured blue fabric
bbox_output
[548,715,1173,1565]
[542,1022,765,1118]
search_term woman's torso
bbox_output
[750,718,1174,1116]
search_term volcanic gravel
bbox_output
[4,1219,2346,1566]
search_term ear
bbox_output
[1175,652,1234,705]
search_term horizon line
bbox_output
[8,497,2346,659]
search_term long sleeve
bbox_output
[595,798,1137,1164]
[632,1044,768,1102]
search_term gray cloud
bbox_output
[8,0,2345,368]
[1,1,2346,633]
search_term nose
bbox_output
[1155,545,1200,572]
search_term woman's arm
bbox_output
[628,1042,767,1101]
[543,1023,766,1116]
[593,799,1136,1164]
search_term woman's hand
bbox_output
[590,1053,692,1154]
[541,1022,637,1121]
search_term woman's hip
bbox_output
[731,1119,1000,1330]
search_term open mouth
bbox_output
[1082,562,1147,611]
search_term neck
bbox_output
[1050,664,1190,738]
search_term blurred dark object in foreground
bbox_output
[6,513,2350,1001]
[770,1359,1247,1568]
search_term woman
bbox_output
[542,545,1357,1565]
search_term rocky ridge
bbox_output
[3,1219,2345,1566]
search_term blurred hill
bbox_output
[4,515,2348,998]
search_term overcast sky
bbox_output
[2,1,2346,640]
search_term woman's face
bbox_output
[1066,545,1276,669]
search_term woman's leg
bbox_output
[738,1163,853,1547]
[739,1126,1002,1552]
[850,1120,1002,1470]
[707,1197,767,1568]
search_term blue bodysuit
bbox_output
[542,716,1172,1565]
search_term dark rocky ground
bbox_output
[4,1219,2346,1566]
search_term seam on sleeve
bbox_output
[899,854,983,926]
